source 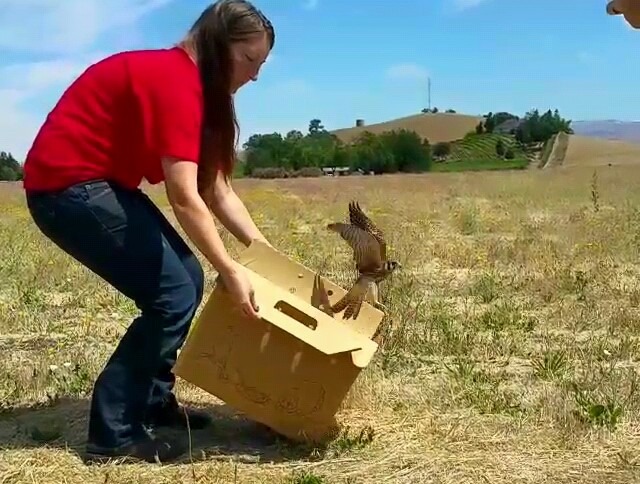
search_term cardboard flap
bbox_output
[238,240,384,339]
[236,268,378,368]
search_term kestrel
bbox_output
[327,201,401,319]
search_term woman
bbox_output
[607,0,640,28]
[22,0,275,464]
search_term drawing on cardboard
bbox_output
[198,344,272,407]
[197,329,327,417]
[276,381,326,416]
[233,371,271,406]
[197,323,236,382]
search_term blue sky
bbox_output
[0,0,637,161]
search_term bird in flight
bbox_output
[327,200,401,320]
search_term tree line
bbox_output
[0,152,22,181]
[241,118,432,178]
[240,108,573,178]
[477,108,574,143]
[0,108,573,181]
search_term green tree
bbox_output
[349,131,396,174]
[515,108,572,144]
[307,119,326,136]
[242,133,291,175]
[432,141,451,158]
[379,129,431,172]
[0,152,22,181]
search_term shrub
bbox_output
[251,167,290,179]
[433,142,451,158]
[291,167,323,178]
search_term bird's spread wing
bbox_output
[348,201,387,261]
[327,222,382,270]
[330,274,374,320]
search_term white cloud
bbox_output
[0,0,172,55]
[0,54,111,160]
[0,0,172,160]
[0,52,111,160]
[303,0,319,10]
[386,63,429,82]
[1,54,108,91]
[451,0,490,12]
[0,91,40,162]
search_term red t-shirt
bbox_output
[22,47,203,192]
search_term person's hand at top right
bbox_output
[607,0,640,28]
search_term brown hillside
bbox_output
[561,134,640,167]
[330,112,484,144]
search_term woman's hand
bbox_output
[218,262,260,320]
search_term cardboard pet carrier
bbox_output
[172,240,384,443]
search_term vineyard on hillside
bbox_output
[449,133,523,161]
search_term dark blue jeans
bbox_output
[25,179,204,449]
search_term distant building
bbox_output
[494,118,524,134]
[321,166,352,176]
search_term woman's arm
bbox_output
[161,158,260,319]
[161,157,237,273]
[208,169,271,248]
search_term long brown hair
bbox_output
[181,0,274,206]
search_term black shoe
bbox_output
[84,432,187,464]
[149,401,213,431]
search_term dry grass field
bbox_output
[330,112,483,145]
[561,134,640,168]
[3,166,640,483]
